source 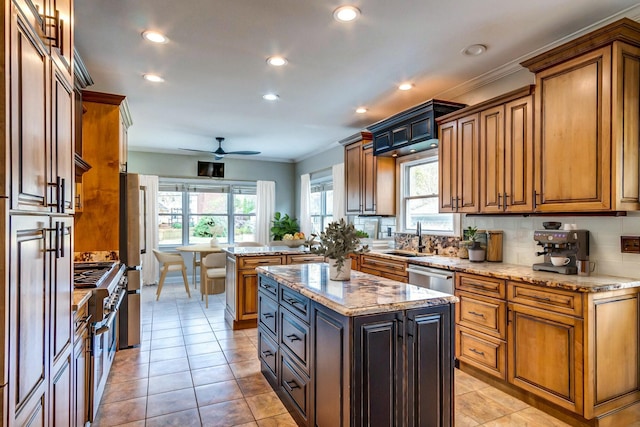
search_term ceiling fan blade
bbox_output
[224,150,261,156]
[214,154,224,160]
[179,148,215,154]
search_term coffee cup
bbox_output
[563,223,577,230]
[550,256,570,266]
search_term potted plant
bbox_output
[270,212,305,246]
[465,226,486,262]
[310,219,370,280]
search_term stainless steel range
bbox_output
[74,261,126,422]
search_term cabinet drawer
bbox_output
[258,329,278,380]
[281,355,310,420]
[258,292,278,338]
[286,254,325,264]
[73,303,90,337]
[457,325,506,380]
[456,273,506,299]
[280,308,310,373]
[360,255,407,277]
[259,275,278,299]
[508,282,583,317]
[456,291,506,339]
[360,268,409,283]
[280,287,310,322]
[238,255,284,270]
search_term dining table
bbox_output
[175,243,228,292]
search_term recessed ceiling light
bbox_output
[266,56,288,67]
[355,107,367,114]
[333,5,361,22]
[142,30,168,44]
[143,73,164,83]
[398,82,413,91]
[461,44,487,56]
[263,93,279,101]
[391,152,398,158]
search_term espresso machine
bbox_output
[533,229,589,274]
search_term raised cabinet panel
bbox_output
[504,96,534,212]
[457,114,480,213]
[406,306,453,427]
[51,355,72,427]
[479,106,505,213]
[10,11,50,212]
[52,67,75,213]
[9,215,49,424]
[51,217,73,364]
[361,146,377,214]
[612,42,640,210]
[508,303,583,414]
[438,121,457,212]
[73,337,88,427]
[353,313,402,427]
[237,270,258,321]
[534,47,611,211]
[344,143,362,214]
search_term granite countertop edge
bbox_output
[73,289,93,311]
[224,246,311,256]
[257,266,459,317]
[367,251,640,293]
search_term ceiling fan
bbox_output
[181,137,261,160]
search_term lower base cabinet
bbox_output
[258,273,454,427]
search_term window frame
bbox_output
[310,176,333,234]
[398,152,460,236]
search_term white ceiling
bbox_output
[74,1,640,163]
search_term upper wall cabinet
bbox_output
[521,18,640,212]
[368,100,465,157]
[342,132,395,216]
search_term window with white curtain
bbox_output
[158,179,256,246]
[310,179,333,234]
[399,153,457,234]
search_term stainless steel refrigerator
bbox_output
[119,173,142,348]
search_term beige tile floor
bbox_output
[93,279,571,427]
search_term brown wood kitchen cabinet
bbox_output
[437,113,480,213]
[359,254,408,282]
[342,131,395,216]
[521,18,640,212]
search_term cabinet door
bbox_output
[480,106,505,213]
[237,270,259,321]
[438,120,457,212]
[508,303,583,414]
[225,257,237,319]
[534,47,611,211]
[52,66,75,213]
[345,142,362,214]
[504,95,534,212]
[406,306,453,427]
[51,217,73,365]
[456,114,480,213]
[73,335,88,427]
[50,0,73,83]
[353,312,402,427]
[51,354,72,427]
[10,7,50,212]
[8,215,50,425]
[361,145,377,214]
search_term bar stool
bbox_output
[152,249,191,301]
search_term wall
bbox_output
[127,151,297,215]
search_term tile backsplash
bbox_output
[395,233,461,256]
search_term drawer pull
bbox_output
[284,298,303,307]
[469,348,485,356]
[285,380,300,389]
[262,284,273,290]
[533,295,552,302]
[468,311,485,318]
[286,334,301,342]
[261,350,273,357]
[263,313,274,319]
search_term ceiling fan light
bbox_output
[143,73,164,83]
[398,82,413,91]
[355,107,367,114]
[266,56,287,67]
[334,5,361,22]
[142,30,168,44]
[263,93,279,101]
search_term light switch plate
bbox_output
[621,236,640,254]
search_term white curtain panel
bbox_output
[139,174,159,285]
[299,174,313,236]
[256,180,275,245]
[332,163,345,222]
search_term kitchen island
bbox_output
[256,263,459,427]
[223,246,324,329]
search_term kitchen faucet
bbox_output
[416,221,425,253]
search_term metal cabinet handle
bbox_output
[503,192,509,211]
[497,193,501,210]
[285,380,300,389]
[261,350,273,357]
[468,311,485,318]
[286,334,301,342]
[263,313,274,319]
[469,348,485,356]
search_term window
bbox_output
[400,154,456,234]
[310,179,333,234]
[158,180,256,246]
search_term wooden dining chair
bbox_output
[201,252,226,308]
[152,249,191,301]
[192,253,201,289]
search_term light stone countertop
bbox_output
[367,251,640,293]
[224,246,311,256]
[257,263,459,317]
[73,289,93,311]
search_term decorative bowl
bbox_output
[273,239,306,247]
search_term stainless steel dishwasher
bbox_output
[406,265,454,294]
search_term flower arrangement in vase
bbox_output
[309,219,370,280]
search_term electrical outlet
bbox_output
[621,236,640,254]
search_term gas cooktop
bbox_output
[74,261,119,288]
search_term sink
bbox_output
[385,251,420,258]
